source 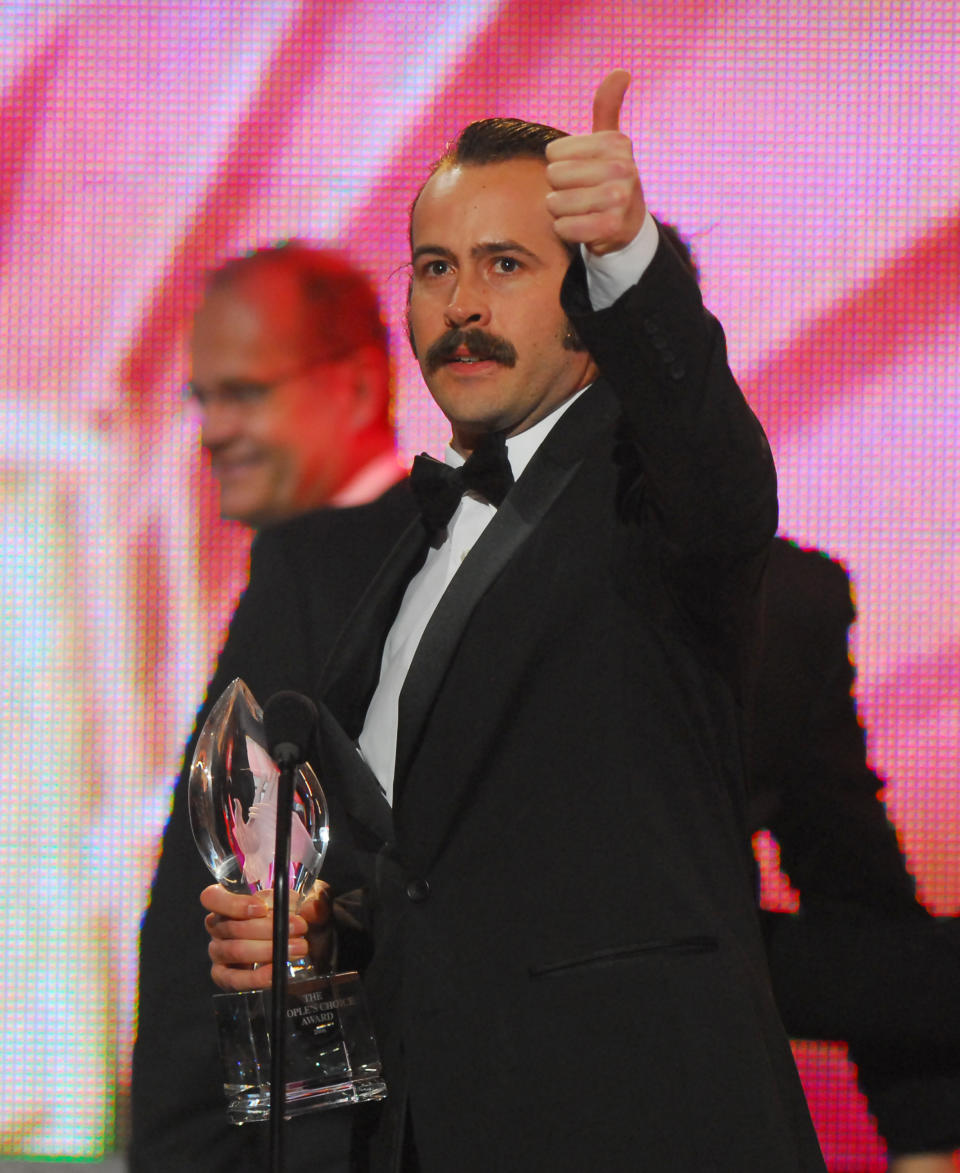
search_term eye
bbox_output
[183,382,208,409]
[227,382,270,406]
[492,255,522,274]
[418,258,451,278]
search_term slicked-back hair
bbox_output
[207,240,389,361]
[411,117,576,257]
[438,116,568,167]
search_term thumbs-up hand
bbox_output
[545,70,646,256]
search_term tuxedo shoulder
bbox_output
[766,537,855,626]
[254,479,416,549]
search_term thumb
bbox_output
[592,69,631,133]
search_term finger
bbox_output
[299,888,333,929]
[211,961,274,993]
[545,129,634,169]
[205,910,273,941]
[592,69,631,134]
[546,156,629,189]
[204,909,309,942]
[551,208,634,250]
[208,932,310,969]
[546,180,630,221]
[200,883,269,919]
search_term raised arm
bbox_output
[548,71,776,657]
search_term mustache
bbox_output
[423,328,518,374]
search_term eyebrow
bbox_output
[412,240,540,264]
[184,375,270,397]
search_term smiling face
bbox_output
[189,269,365,527]
[407,158,597,455]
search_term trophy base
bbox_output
[213,969,387,1125]
[222,1074,388,1125]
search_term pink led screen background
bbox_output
[0,2,956,1166]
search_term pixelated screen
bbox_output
[0,1,956,1166]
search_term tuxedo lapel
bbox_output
[313,699,395,848]
[394,382,620,813]
[318,519,429,738]
[319,382,618,860]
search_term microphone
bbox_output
[264,690,318,768]
[261,689,318,1169]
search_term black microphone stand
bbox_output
[263,690,320,1173]
[269,748,296,1173]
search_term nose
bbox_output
[443,277,490,330]
[198,395,241,451]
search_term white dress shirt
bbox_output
[358,214,659,803]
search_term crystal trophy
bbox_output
[188,677,387,1124]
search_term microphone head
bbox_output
[263,690,319,766]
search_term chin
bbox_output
[445,410,510,438]
[218,488,268,526]
[220,505,260,527]
[431,389,512,429]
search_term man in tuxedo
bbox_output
[657,220,957,1163]
[656,221,960,1169]
[130,243,406,1172]
[755,538,960,1171]
[202,70,826,1171]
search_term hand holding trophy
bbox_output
[189,678,386,1124]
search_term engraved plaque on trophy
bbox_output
[188,678,386,1124]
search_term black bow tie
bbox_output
[410,431,515,534]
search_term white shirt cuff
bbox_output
[582,211,659,310]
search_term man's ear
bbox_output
[346,345,391,430]
[405,278,419,359]
[405,310,419,360]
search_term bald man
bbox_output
[187,242,403,526]
[131,243,407,1172]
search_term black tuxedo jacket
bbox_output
[133,235,827,1172]
[130,487,416,1173]
[754,538,960,1156]
[317,239,821,1171]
